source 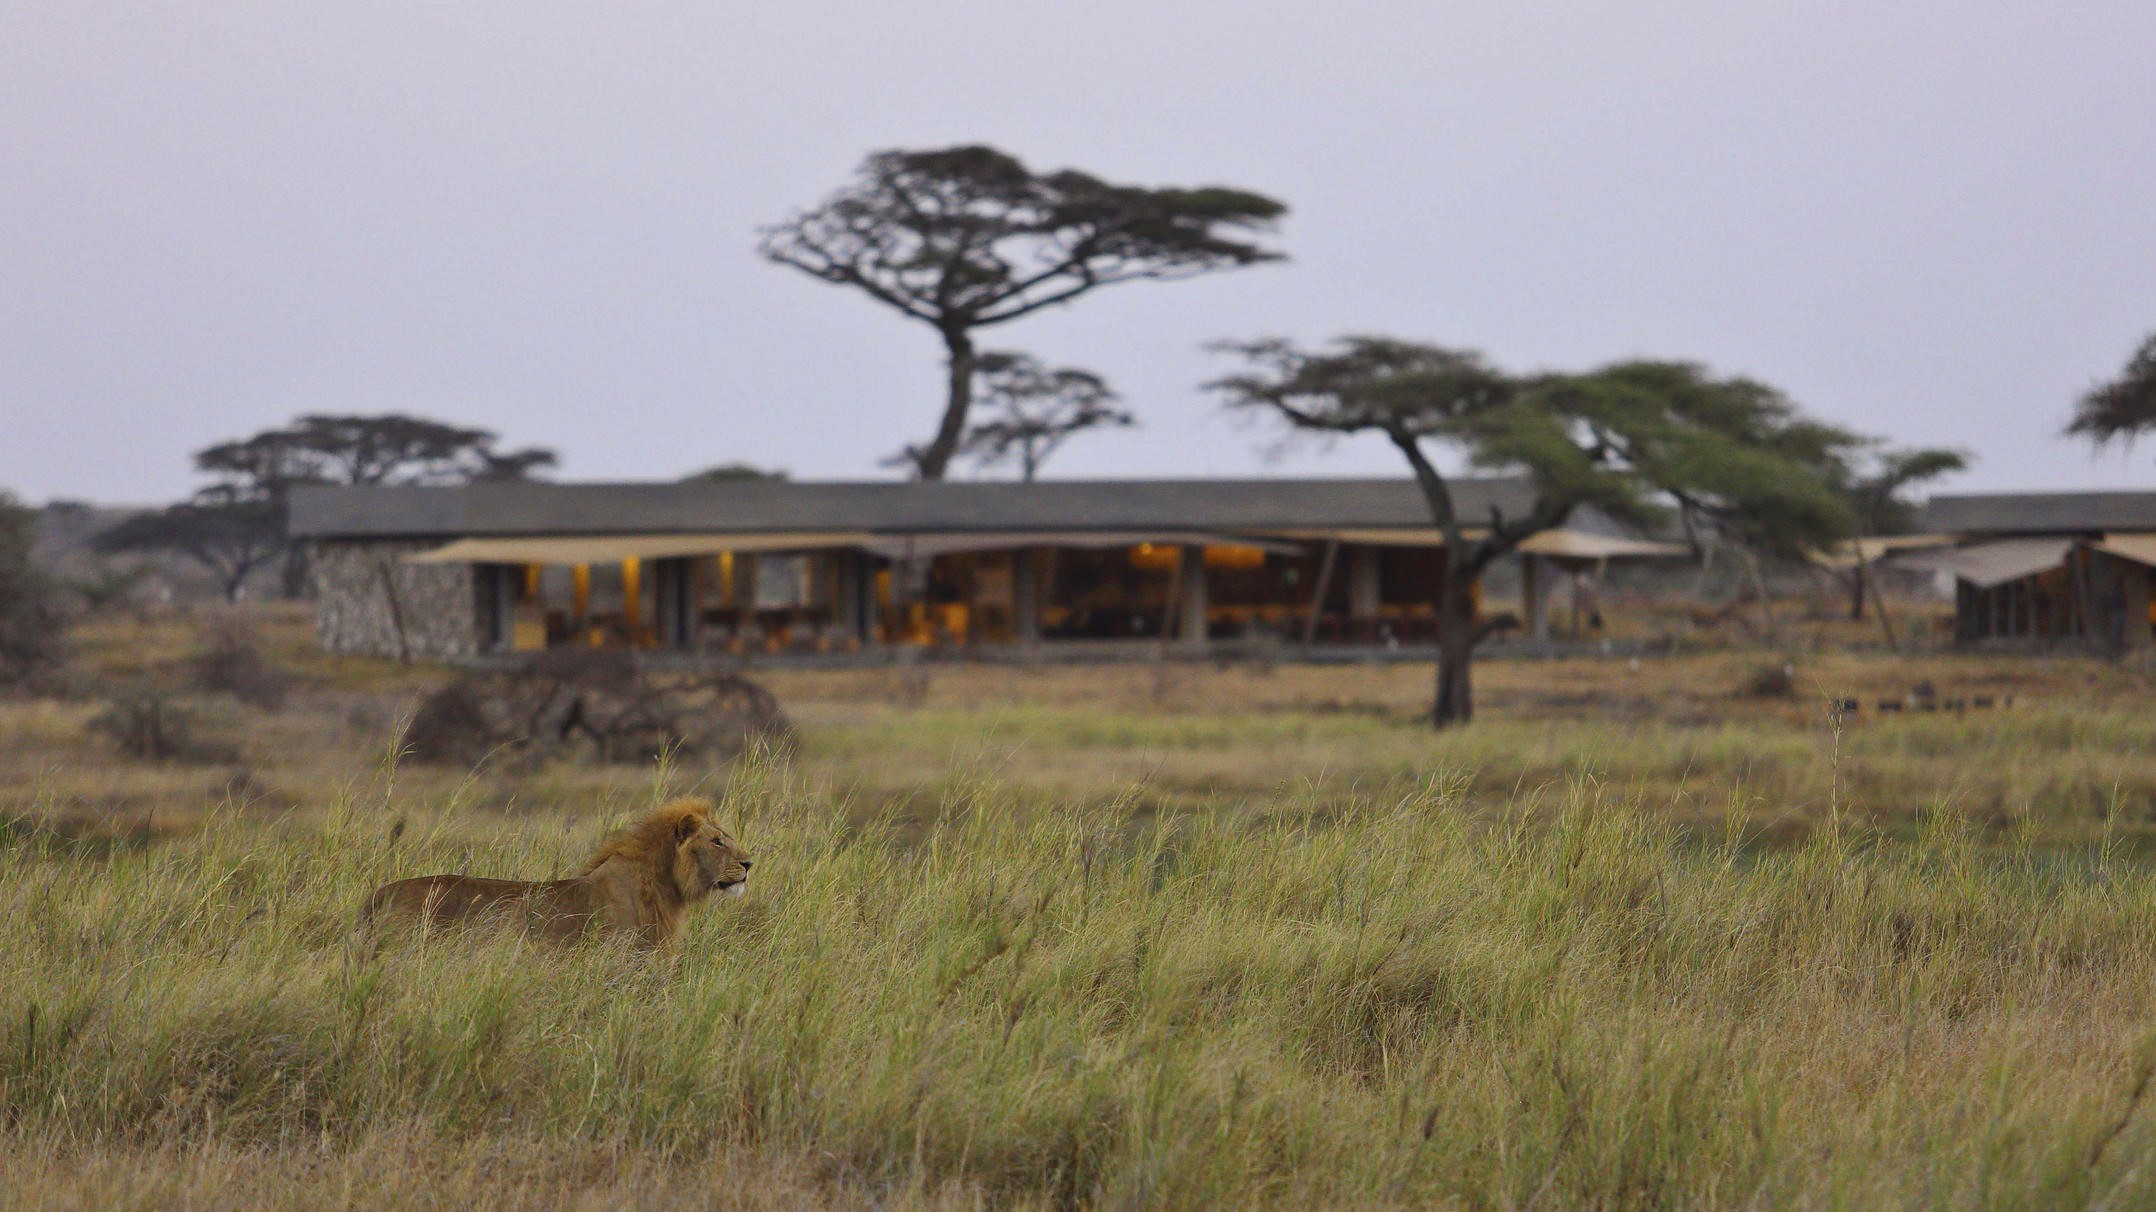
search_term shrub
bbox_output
[1741,659,1798,698]
[188,615,293,710]
[88,687,240,763]
[0,492,69,687]
[402,652,793,767]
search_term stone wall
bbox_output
[311,540,484,660]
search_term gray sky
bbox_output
[4,0,2153,504]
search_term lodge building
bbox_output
[288,477,1682,661]
[1898,491,2156,650]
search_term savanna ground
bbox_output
[5,603,2156,1209]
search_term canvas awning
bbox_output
[859,531,1302,560]
[401,532,874,564]
[1248,526,1686,559]
[1517,530,1691,560]
[2089,533,2156,568]
[1810,533,1955,571]
[1895,538,2073,588]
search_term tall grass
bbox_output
[6,755,2156,1209]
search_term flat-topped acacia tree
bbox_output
[2068,331,2156,454]
[1209,338,1861,727]
[760,145,1285,480]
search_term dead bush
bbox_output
[89,688,241,764]
[1740,660,1798,699]
[402,653,793,768]
[188,616,292,709]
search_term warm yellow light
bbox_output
[1129,543,1180,572]
[1203,544,1265,570]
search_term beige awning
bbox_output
[1249,527,1685,559]
[1517,530,1691,560]
[2090,533,2156,568]
[1896,538,2073,588]
[860,531,1301,560]
[1810,533,1955,571]
[402,532,874,564]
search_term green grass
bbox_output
[8,752,2156,1209]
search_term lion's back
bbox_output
[360,874,597,937]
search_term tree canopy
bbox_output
[93,495,284,603]
[681,463,790,483]
[1210,336,1868,726]
[196,413,558,498]
[760,145,1285,479]
[2067,332,2156,452]
[100,414,559,601]
[900,352,1134,481]
[1840,445,1969,536]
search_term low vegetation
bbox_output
[5,607,2156,1207]
[6,758,2156,1209]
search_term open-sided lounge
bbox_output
[288,477,1688,662]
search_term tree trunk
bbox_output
[914,326,977,481]
[1848,566,1865,620]
[281,540,312,600]
[1433,577,1476,728]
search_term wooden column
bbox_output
[622,557,643,644]
[1177,545,1209,649]
[1347,545,1381,633]
[1522,553,1549,641]
[1014,546,1042,647]
[2123,560,2153,652]
[477,563,515,654]
[650,557,696,650]
[831,550,859,641]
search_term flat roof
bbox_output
[289,476,1550,540]
[1921,491,2156,536]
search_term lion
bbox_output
[358,797,752,946]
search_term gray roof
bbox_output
[289,476,1545,540]
[1920,492,2156,537]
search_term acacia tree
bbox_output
[1835,445,1969,618]
[1209,338,1861,727]
[2068,331,2156,452]
[93,493,284,603]
[935,352,1133,481]
[106,415,558,600]
[760,145,1285,480]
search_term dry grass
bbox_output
[5,605,2156,1208]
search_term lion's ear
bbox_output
[672,813,703,845]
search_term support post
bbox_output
[1347,545,1381,638]
[1177,545,1209,650]
[2123,559,2153,652]
[831,550,860,642]
[1014,546,1042,648]
[1522,553,1549,641]
[1302,540,1339,645]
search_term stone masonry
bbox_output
[311,539,485,660]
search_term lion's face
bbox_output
[672,814,753,900]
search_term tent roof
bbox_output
[293,477,1549,540]
[1894,538,2073,588]
[1921,492,2156,536]
[2089,533,2156,568]
[1811,534,1955,571]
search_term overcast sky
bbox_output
[4,1,2153,505]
